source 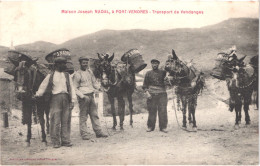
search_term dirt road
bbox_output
[1,86,259,165]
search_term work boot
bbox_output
[53,144,61,148]
[96,133,108,138]
[82,135,91,140]
[61,143,73,147]
[160,128,168,133]
[146,128,153,132]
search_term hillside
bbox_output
[0,18,258,72]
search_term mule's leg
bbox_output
[188,109,192,125]
[23,101,32,146]
[189,97,197,128]
[39,111,47,143]
[238,107,242,124]
[46,105,50,134]
[235,103,242,126]
[181,97,187,128]
[26,123,32,147]
[117,96,125,130]
[37,100,47,143]
[244,101,251,125]
[108,96,117,129]
[127,93,134,127]
[236,97,242,124]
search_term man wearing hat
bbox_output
[142,59,168,133]
[35,57,77,148]
[73,57,108,140]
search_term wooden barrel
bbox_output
[121,49,147,73]
[45,48,74,74]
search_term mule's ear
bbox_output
[97,53,103,60]
[172,49,178,60]
[239,55,247,63]
[108,53,114,62]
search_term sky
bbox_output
[0,0,259,47]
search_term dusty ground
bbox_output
[1,79,259,165]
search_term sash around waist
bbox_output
[148,86,166,94]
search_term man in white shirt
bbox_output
[35,57,77,148]
[73,57,108,140]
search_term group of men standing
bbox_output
[35,56,108,148]
[35,55,169,148]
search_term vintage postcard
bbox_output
[0,0,259,165]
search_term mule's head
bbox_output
[165,50,193,86]
[97,53,114,87]
[14,61,28,94]
[165,49,186,75]
[224,55,251,88]
[195,72,205,93]
[165,58,184,75]
[224,55,246,76]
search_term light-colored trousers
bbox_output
[78,93,102,137]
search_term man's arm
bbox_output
[35,74,50,97]
[142,72,149,91]
[142,72,152,99]
[72,72,85,99]
[69,75,77,103]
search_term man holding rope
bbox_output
[143,59,168,133]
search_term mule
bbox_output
[165,49,205,129]
[96,53,136,130]
[14,61,50,146]
[211,54,257,126]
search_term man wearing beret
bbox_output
[35,57,77,148]
[73,57,108,140]
[142,59,168,133]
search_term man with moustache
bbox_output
[35,57,77,148]
[143,59,168,133]
[73,57,108,140]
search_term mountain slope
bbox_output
[0,18,258,72]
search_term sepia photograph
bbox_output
[0,0,259,165]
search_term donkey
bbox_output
[13,61,50,146]
[212,55,256,126]
[96,53,136,130]
[165,49,205,130]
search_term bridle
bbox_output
[99,62,119,92]
[166,59,192,82]
[15,61,38,96]
[229,66,256,89]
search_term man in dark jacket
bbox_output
[143,59,168,133]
